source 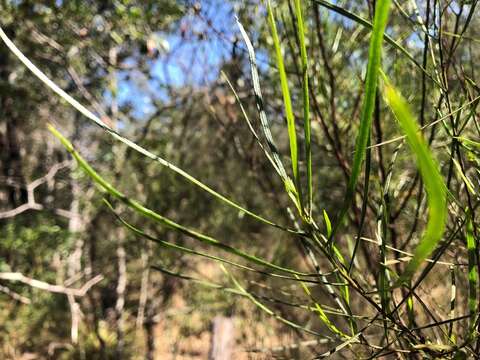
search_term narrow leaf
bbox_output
[0,26,291,233]
[48,124,313,277]
[267,0,301,205]
[294,0,313,217]
[466,212,478,336]
[236,19,301,212]
[383,78,447,284]
[335,0,392,234]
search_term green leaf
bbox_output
[236,18,301,213]
[383,78,447,284]
[267,0,301,207]
[296,275,349,339]
[323,210,332,238]
[335,0,392,234]
[104,199,318,283]
[48,124,314,277]
[456,136,480,149]
[0,26,293,233]
[294,0,312,218]
[466,211,478,336]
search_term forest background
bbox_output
[0,0,479,359]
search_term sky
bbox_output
[106,0,453,121]
[112,1,239,120]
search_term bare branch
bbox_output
[0,272,103,297]
[0,284,31,304]
[0,202,43,219]
[0,161,70,219]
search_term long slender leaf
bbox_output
[334,0,391,235]
[104,199,322,284]
[296,275,350,339]
[0,26,294,233]
[221,265,322,336]
[466,211,478,336]
[236,19,301,212]
[48,124,314,277]
[383,77,447,284]
[294,0,313,218]
[267,0,302,208]
[221,71,283,178]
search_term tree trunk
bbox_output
[115,240,127,358]
[66,178,84,345]
[209,316,235,360]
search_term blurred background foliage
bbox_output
[0,0,479,358]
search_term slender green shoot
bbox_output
[323,210,332,238]
[383,76,447,285]
[294,0,312,218]
[334,0,392,237]
[267,0,302,209]
[236,18,301,213]
[104,199,322,284]
[296,275,350,339]
[221,265,321,336]
[0,26,292,233]
[48,124,314,277]
[466,212,478,337]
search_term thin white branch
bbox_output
[28,161,70,191]
[53,208,80,219]
[0,161,70,219]
[67,293,80,344]
[0,202,43,219]
[0,272,103,297]
[0,284,31,304]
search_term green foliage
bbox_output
[1,0,480,358]
[267,0,301,200]
[336,0,392,233]
[1,218,69,275]
[383,76,447,284]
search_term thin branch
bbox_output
[0,272,103,297]
[0,161,70,219]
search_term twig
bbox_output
[0,161,70,219]
[0,272,103,297]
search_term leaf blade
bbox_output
[267,0,302,208]
[335,0,392,234]
[383,78,447,284]
[294,0,312,217]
